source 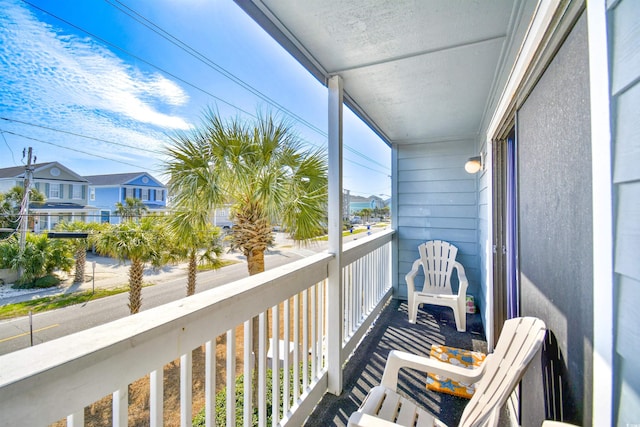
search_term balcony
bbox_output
[0,229,488,426]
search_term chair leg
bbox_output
[408,300,418,324]
[452,306,466,332]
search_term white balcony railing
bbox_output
[0,229,393,427]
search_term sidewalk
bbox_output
[0,250,246,306]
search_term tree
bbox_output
[0,185,45,230]
[93,218,169,314]
[359,208,372,223]
[166,213,223,296]
[0,233,73,285]
[165,109,327,403]
[165,110,327,273]
[54,221,106,283]
[115,197,148,223]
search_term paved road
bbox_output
[0,245,319,355]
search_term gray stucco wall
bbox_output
[517,13,592,426]
[609,0,640,424]
[394,139,480,307]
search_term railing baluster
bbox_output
[319,281,325,367]
[302,289,309,390]
[283,298,291,415]
[112,387,127,427]
[311,284,317,377]
[243,320,252,427]
[226,328,236,427]
[205,340,216,427]
[66,411,83,427]
[181,352,193,427]
[150,367,163,427]
[259,311,267,427]
[293,293,300,402]
[271,304,280,426]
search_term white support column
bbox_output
[327,74,344,395]
[587,1,613,425]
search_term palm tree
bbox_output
[167,212,223,296]
[93,218,169,314]
[54,221,106,283]
[165,109,327,402]
[166,110,327,273]
[115,197,148,223]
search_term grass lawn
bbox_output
[0,288,128,320]
[0,259,240,320]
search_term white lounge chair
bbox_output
[348,317,546,427]
[405,240,469,331]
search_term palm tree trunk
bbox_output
[187,251,197,296]
[247,248,265,275]
[74,247,86,283]
[128,259,144,314]
[248,248,266,407]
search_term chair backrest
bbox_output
[418,240,458,293]
[458,317,546,427]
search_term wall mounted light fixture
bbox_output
[464,155,483,174]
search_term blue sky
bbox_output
[0,0,391,198]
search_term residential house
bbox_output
[348,194,387,215]
[83,172,167,224]
[0,1,636,426]
[0,162,98,231]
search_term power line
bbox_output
[0,117,161,155]
[0,131,17,165]
[20,0,389,173]
[15,0,390,177]
[104,0,328,139]
[106,0,390,172]
[21,0,259,122]
[0,129,162,173]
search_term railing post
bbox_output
[327,74,344,395]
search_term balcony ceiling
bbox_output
[235,0,530,146]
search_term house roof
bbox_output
[234,0,536,146]
[84,172,163,187]
[0,162,55,178]
[0,162,88,182]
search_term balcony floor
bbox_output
[305,300,488,426]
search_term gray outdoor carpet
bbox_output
[304,299,487,426]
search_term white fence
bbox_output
[0,230,393,427]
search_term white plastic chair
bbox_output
[405,240,468,331]
[348,317,547,427]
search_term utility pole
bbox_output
[18,147,35,279]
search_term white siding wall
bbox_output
[609,0,640,424]
[394,139,479,300]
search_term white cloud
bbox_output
[0,0,193,136]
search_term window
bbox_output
[141,189,149,201]
[72,184,82,199]
[49,183,60,199]
[155,189,164,201]
[90,187,96,201]
[126,187,134,199]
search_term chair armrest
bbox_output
[348,412,403,427]
[404,259,422,294]
[453,261,469,296]
[380,349,488,390]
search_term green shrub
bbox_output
[12,274,60,289]
[0,237,19,269]
[193,364,309,427]
[0,233,73,283]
